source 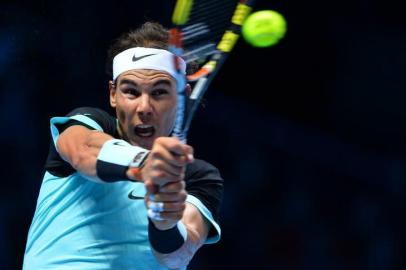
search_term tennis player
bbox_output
[23,22,223,269]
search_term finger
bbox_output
[144,180,158,194]
[148,190,187,203]
[180,144,194,163]
[150,143,184,168]
[159,180,186,193]
[147,201,186,213]
[148,169,183,187]
[155,211,185,221]
[169,144,194,164]
[154,138,194,165]
[148,201,165,212]
[147,209,165,221]
[147,209,185,222]
[155,137,184,156]
[150,157,184,178]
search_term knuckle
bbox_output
[164,182,176,192]
[179,191,187,201]
[151,159,163,170]
[168,136,178,144]
[150,150,161,159]
[184,144,193,153]
[150,171,161,179]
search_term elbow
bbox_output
[70,145,96,176]
[69,147,85,171]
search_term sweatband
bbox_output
[96,139,149,182]
[148,219,188,254]
[112,47,186,81]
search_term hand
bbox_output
[142,137,194,230]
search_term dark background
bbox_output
[1,0,406,269]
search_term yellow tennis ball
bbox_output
[242,10,287,48]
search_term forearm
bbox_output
[142,137,205,268]
[149,203,209,269]
[57,126,113,181]
[151,224,205,269]
[57,125,147,182]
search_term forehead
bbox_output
[117,69,175,85]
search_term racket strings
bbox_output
[188,0,236,20]
[170,0,254,140]
[182,0,237,42]
[179,0,238,64]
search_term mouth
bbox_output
[134,124,155,138]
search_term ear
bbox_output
[185,84,192,97]
[109,80,117,108]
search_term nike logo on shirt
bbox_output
[128,190,144,200]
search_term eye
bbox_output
[151,88,169,97]
[122,88,140,97]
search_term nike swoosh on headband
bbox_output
[132,54,157,62]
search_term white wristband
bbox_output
[96,139,149,182]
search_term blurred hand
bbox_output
[142,137,194,230]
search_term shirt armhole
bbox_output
[186,194,221,244]
[50,115,104,149]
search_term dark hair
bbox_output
[106,21,198,78]
[105,22,169,78]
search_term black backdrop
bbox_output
[1,0,406,269]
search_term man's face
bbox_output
[110,69,177,149]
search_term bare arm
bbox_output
[59,128,211,266]
[56,125,114,181]
[152,203,210,269]
[142,137,211,269]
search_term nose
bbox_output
[136,93,153,116]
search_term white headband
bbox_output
[112,47,186,81]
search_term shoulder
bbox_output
[184,159,224,243]
[45,107,117,177]
[66,107,114,121]
[185,159,223,183]
[184,158,224,211]
[58,107,117,136]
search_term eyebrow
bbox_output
[118,79,173,87]
[118,79,137,87]
[152,79,173,87]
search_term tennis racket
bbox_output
[170,0,255,143]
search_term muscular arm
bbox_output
[142,137,212,269]
[59,127,213,266]
[56,125,114,181]
[152,203,210,269]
